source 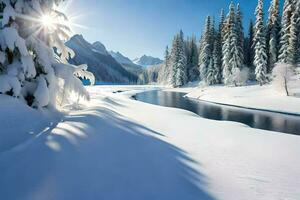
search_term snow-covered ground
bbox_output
[183,84,300,115]
[0,86,300,200]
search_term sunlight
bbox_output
[41,14,55,29]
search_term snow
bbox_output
[2,27,28,56]
[0,85,300,200]
[185,84,300,115]
[0,95,62,153]
[33,76,50,108]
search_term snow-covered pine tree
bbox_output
[219,9,225,40]
[206,55,216,85]
[222,1,243,86]
[236,3,245,65]
[175,30,187,86]
[206,38,222,85]
[266,0,281,71]
[254,0,268,85]
[279,0,295,63]
[170,35,178,87]
[161,45,172,85]
[287,0,300,65]
[186,36,199,82]
[222,17,231,84]
[0,0,94,108]
[199,16,212,83]
[206,17,219,85]
[212,12,224,84]
[170,31,187,87]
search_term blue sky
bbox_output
[68,0,281,59]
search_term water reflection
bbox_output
[135,91,300,135]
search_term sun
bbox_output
[41,14,55,29]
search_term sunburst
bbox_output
[15,0,88,40]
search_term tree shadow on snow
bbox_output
[0,106,216,200]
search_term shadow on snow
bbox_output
[0,101,216,200]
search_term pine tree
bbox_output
[199,16,213,82]
[206,56,216,85]
[171,35,179,87]
[219,9,225,38]
[236,3,245,65]
[267,0,281,71]
[222,1,243,85]
[176,30,188,86]
[163,45,172,84]
[279,0,296,63]
[211,38,222,84]
[170,31,187,87]
[254,0,268,85]
[287,0,300,65]
[186,37,199,82]
[222,13,231,84]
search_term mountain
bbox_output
[92,41,109,56]
[110,51,133,66]
[133,55,163,67]
[110,51,144,75]
[66,35,138,84]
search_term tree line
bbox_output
[163,0,300,87]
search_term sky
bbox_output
[65,0,282,60]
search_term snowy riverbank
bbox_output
[0,86,300,200]
[174,84,300,115]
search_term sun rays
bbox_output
[14,0,88,40]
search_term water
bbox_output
[134,90,300,135]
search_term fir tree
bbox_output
[206,56,216,85]
[186,37,199,82]
[222,1,243,85]
[212,38,222,84]
[176,30,188,86]
[266,0,281,71]
[170,31,187,87]
[219,9,225,38]
[254,0,268,85]
[279,0,295,63]
[199,16,213,82]
[287,0,300,65]
[164,45,172,84]
[171,35,179,87]
[236,3,245,65]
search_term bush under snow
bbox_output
[272,63,299,96]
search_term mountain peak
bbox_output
[133,55,163,67]
[92,41,109,55]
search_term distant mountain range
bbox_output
[66,35,138,84]
[133,55,163,68]
[109,51,144,76]
[66,34,163,84]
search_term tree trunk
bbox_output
[284,77,289,96]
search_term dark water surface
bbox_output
[134,90,300,135]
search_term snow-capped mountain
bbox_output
[133,55,163,67]
[110,51,144,75]
[66,35,138,84]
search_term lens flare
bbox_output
[41,14,55,29]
